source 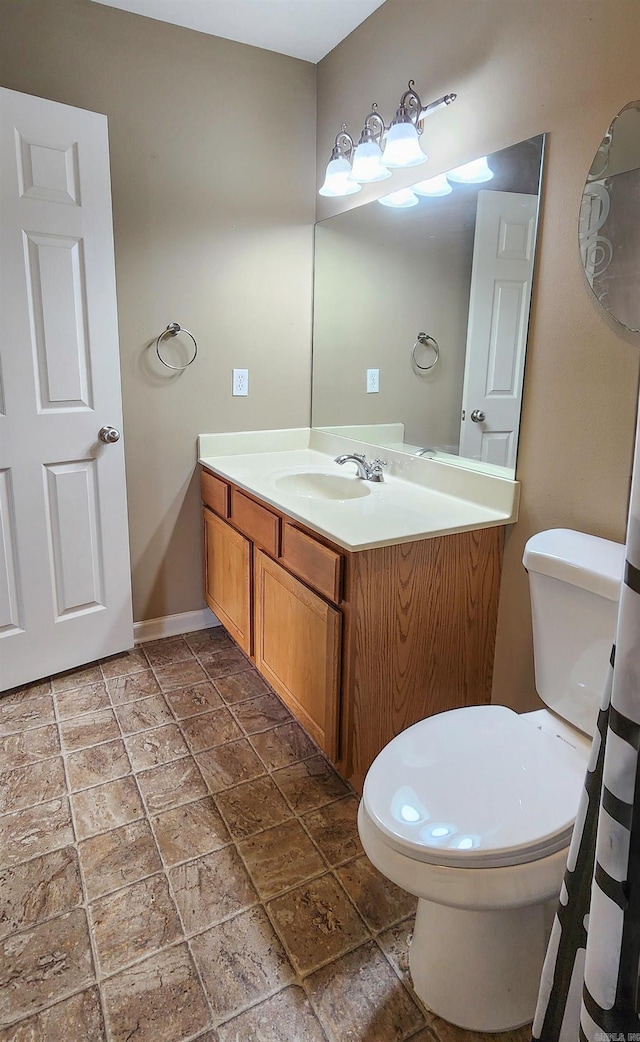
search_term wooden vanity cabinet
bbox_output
[201,466,503,791]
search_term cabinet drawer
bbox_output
[282,523,342,604]
[200,469,230,518]
[231,489,280,557]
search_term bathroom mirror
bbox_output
[312,134,545,476]
[579,102,640,333]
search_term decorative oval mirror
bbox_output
[579,101,640,332]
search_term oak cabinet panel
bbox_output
[203,507,251,654]
[254,550,341,760]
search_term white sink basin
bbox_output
[273,471,371,501]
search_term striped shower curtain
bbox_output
[532,404,640,1040]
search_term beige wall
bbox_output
[0,0,316,623]
[316,0,640,711]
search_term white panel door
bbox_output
[458,190,538,468]
[0,87,133,691]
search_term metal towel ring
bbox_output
[412,331,440,372]
[155,322,198,370]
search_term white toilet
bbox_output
[357,529,625,1033]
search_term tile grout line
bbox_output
[52,684,114,1042]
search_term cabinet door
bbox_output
[254,550,341,761]
[203,508,251,654]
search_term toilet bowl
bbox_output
[357,529,625,1033]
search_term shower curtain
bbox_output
[532,401,640,1040]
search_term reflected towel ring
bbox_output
[412,332,439,372]
[155,322,198,370]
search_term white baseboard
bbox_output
[134,607,220,644]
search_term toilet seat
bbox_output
[362,704,588,869]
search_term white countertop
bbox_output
[198,429,519,553]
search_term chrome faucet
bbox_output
[334,453,387,482]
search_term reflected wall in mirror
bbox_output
[579,102,640,333]
[312,135,545,477]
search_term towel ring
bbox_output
[155,322,198,370]
[412,331,439,372]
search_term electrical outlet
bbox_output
[232,368,249,396]
[366,368,380,393]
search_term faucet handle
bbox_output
[369,458,387,482]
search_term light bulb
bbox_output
[446,157,493,184]
[350,141,391,183]
[319,155,362,197]
[378,188,419,209]
[381,122,428,168]
[412,174,452,197]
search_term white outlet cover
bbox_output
[232,368,249,396]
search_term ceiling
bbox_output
[89,0,386,63]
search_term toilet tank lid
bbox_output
[523,528,625,602]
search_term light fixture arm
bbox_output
[419,92,458,120]
[398,80,423,121]
[357,103,386,146]
[330,123,355,161]
[390,82,457,137]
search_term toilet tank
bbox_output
[523,529,625,737]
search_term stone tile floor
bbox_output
[0,627,532,1042]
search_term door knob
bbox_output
[470,410,486,423]
[99,426,121,443]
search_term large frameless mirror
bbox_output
[311,134,545,477]
[579,102,640,333]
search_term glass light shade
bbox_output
[350,141,391,183]
[446,157,494,184]
[319,155,362,197]
[378,188,419,209]
[381,122,428,168]
[412,174,452,197]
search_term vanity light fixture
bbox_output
[319,83,457,197]
[378,187,419,208]
[412,173,453,197]
[446,156,494,184]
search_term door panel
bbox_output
[0,88,133,690]
[44,461,104,618]
[25,232,92,409]
[459,190,537,468]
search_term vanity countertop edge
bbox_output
[197,428,520,553]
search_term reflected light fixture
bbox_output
[446,156,493,183]
[412,173,452,197]
[319,83,457,197]
[378,188,419,208]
